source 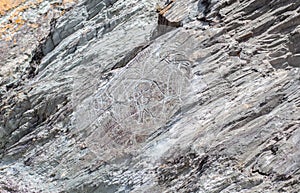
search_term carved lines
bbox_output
[73,44,192,158]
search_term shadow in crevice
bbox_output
[150,14,182,40]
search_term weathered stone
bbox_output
[0,0,300,192]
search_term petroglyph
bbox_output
[72,43,191,159]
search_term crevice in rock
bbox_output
[110,44,150,71]
[274,174,293,182]
[157,153,209,186]
[27,18,57,79]
[197,0,231,25]
[252,169,270,177]
[262,144,279,155]
[151,2,182,40]
[224,94,286,132]
[151,19,182,40]
[28,41,44,78]
[198,0,210,15]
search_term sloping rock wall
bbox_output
[0,0,299,192]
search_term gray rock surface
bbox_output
[0,0,300,192]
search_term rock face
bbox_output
[0,0,300,192]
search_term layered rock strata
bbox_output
[0,0,299,192]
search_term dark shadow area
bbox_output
[150,14,182,40]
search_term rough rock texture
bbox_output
[0,0,300,192]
